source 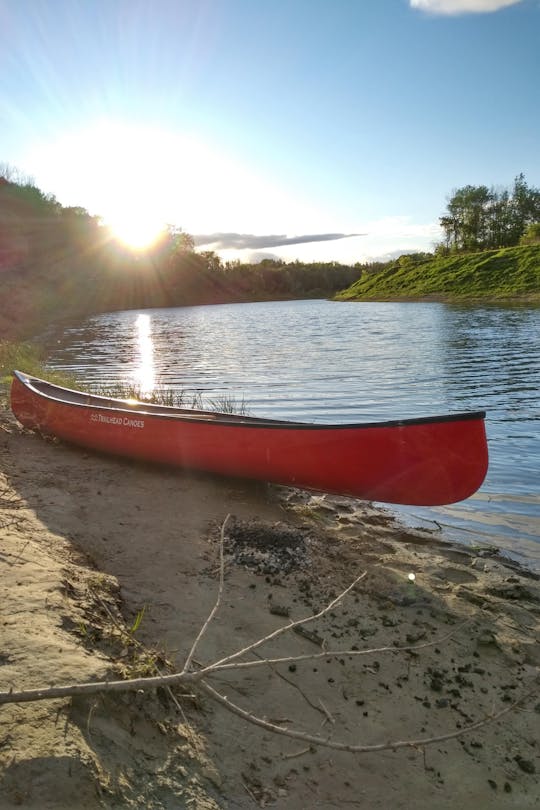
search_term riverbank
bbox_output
[1,403,539,809]
[335,244,540,302]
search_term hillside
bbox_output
[336,245,540,302]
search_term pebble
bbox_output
[514,755,535,774]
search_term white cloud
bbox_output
[410,0,523,14]
[213,217,442,265]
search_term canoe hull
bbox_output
[10,371,488,506]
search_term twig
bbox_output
[283,746,311,759]
[241,780,258,804]
[11,540,30,564]
[199,679,538,755]
[182,514,230,674]
[251,650,326,717]
[318,698,335,725]
[206,570,367,672]
[293,626,324,646]
[198,620,471,676]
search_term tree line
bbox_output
[0,168,361,338]
[3,162,539,339]
[438,173,540,254]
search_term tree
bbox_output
[520,222,540,245]
[166,225,195,253]
[439,174,540,253]
[509,173,540,245]
[199,250,222,273]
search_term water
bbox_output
[42,299,540,569]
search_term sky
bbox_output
[1,0,539,264]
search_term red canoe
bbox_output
[10,370,488,506]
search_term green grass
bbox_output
[0,341,81,385]
[336,244,540,302]
[0,341,78,408]
[92,382,249,415]
[0,341,45,385]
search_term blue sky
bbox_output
[1,0,538,262]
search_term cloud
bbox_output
[410,0,523,14]
[193,232,361,250]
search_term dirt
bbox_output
[0,405,538,809]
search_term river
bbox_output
[42,299,540,570]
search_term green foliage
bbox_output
[336,245,540,302]
[438,174,540,253]
[520,223,540,246]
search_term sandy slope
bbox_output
[0,407,538,809]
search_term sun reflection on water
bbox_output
[134,313,155,395]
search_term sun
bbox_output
[28,121,177,250]
[107,213,165,250]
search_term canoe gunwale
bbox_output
[12,370,486,432]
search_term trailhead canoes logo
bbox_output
[89,412,145,429]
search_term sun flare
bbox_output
[107,214,165,250]
[26,119,335,251]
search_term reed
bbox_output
[84,383,249,416]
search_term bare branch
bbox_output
[200,620,470,676]
[183,514,230,674]
[199,679,538,755]
[0,620,467,706]
[206,570,367,672]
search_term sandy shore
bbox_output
[0,403,538,809]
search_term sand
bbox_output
[0,404,538,809]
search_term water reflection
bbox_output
[134,313,155,395]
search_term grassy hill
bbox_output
[336,244,540,302]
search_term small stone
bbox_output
[514,755,535,774]
[269,603,290,617]
[202,764,222,789]
[477,630,498,647]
